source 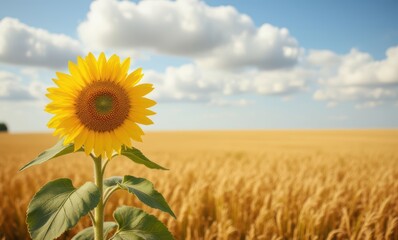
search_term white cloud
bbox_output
[78,0,300,70]
[145,64,223,102]
[196,24,300,70]
[248,67,309,95]
[0,71,40,101]
[144,63,310,102]
[312,46,398,106]
[314,86,397,102]
[0,17,83,69]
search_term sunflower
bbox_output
[46,53,156,159]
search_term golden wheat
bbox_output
[0,131,397,240]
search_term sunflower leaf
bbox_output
[103,176,123,198]
[27,178,100,240]
[20,139,81,171]
[112,206,174,240]
[104,176,123,189]
[72,222,117,240]
[121,147,168,170]
[118,175,176,218]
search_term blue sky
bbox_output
[0,0,398,132]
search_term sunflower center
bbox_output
[95,95,113,113]
[75,81,131,132]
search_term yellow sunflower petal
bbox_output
[130,114,154,125]
[74,128,89,151]
[47,116,62,128]
[104,131,113,159]
[121,122,142,142]
[102,54,117,81]
[77,56,92,83]
[93,132,104,157]
[52,78,78,94]
[64,124,83,145]
[84,130,96,155]
[132,98,157,108]
[85,52,100,80]
[125,120,144,142]
[114,127,132,147]
[55,72,81,92]
[53,127,65,137]
[124,68,143,87]
[110,131,122,154]
[98,52,107,80]
[132,83,154,96]
[108,55,121,82]
[68,61,87,87]
[131,108,156,116]
[116,57,130,82]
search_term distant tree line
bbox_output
[0,123,8,132]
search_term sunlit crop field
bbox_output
[1,131,398,240]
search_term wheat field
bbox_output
[0,130,397,240]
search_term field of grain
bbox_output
[0,130,398,240]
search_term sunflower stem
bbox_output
[93,156,104,240]
[88,211,96,226]
[102,159,110,176]
[104,186,119,207]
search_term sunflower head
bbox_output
[46,53,156,159]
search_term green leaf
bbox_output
[20,139,80,171]
[119,176,176,218]
[112,206,174,240]
[27,178,100,240]
[121,147,167,170]
[72,222,117,240]
[104,176,123,189]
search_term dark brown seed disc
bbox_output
[75,81,131,132]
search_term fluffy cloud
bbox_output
[144,63,309,102]
[1,1,396,110]
[312,46,398,106]
[196,24,300,70]
[78,0,300,70]
[0,18,83,69]
[0,71,42,101]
